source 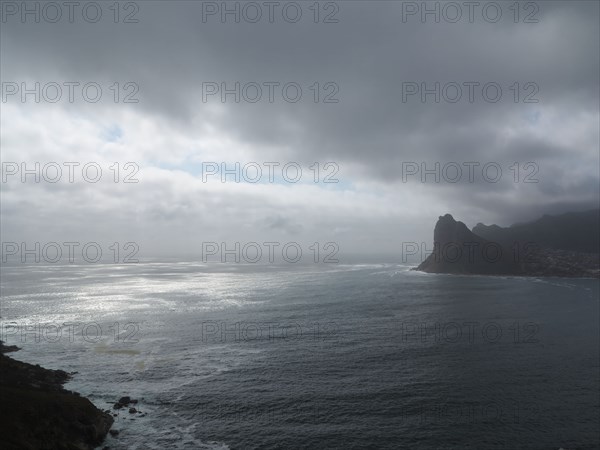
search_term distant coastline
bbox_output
[414,210,600,278]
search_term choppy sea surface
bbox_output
[1,261,598,449]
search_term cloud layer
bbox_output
[1,1,598,259]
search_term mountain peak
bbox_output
[415,210,600,277]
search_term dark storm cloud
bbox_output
[1,1,598,250]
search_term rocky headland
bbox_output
[415,210,599,278]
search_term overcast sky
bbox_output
[1,1,598,260]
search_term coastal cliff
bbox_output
[415,210,599,278]
[0,341,113,450]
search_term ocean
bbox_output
[1,261,598,449]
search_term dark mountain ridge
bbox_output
[472,209,599,254]
[415,209,599,278]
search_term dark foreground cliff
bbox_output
[415,211,599,278]
[0,341,113,450]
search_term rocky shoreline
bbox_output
[0,340,114,450]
